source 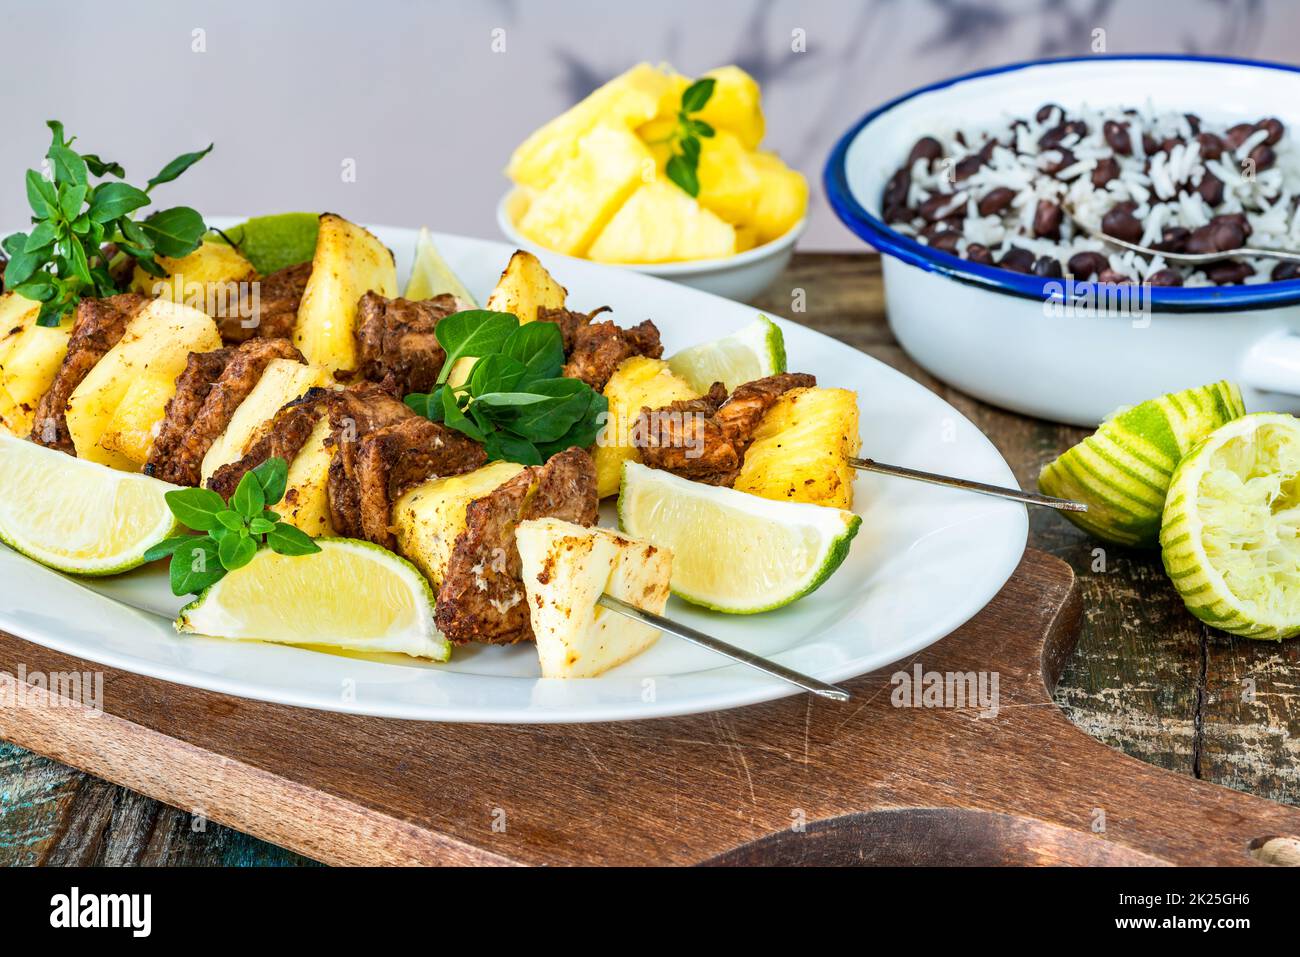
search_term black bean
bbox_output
[1185,113,1202,134]
[1032,256,1063,278]
[1250,144,1276,171]
[928,231,961,253]
[1187,221,1245,255]
[1034,199,1063,239]
[977,187,1017,216]
[882,168,911,221]
[1103,120,1132,155]
[1159,136,1184,155]
[1039,147,1075,175]
[954,155,983,181]
[1142,132,1160,155]
[965,243,995,266]
[1155,226,1191,252]
[907,136,944,169]
[1147,268,1184,286]
[1212,212,1252,238]
[920,193,963,222]
[1197,172,1225,207]
[1196,132,1224,161]
[1035,103,1062,124]
[999,248,1035,274]
[1205,261,1254,285]
[1097,269,1131,285]
[1101,205,1143,243]
[1225,122,1256,150]
[1271,261,1300,281]
[1067,251,1109,279]
[1258,117,1285,146]
[1092,157,1120,187]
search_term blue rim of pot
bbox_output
[823,53,1300,314]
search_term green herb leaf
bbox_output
[169,538,224,596]
[666,154,700,197]
[25,171,57,218]
[250,456,289,507]
[404,390,441,420]
[433,310,520,385]
[142,535,196,563]
[147,144,213,191]
[248,517,276,535]
[266,523,321,556]
[140,206,206,258]
[88,182,150,223]
[680,77,716,114]
[216,510,245,532]
[232,470,266,520]
[48,145,88,188]
[469,352,529,397]
[484,432,542,465]
[164,487,228,532]
[501,321,566,381]
[441,385,488,442]
[24,222,58,254]
[218,532,257,571]
[689,119,715,138]
[82,154,125,178]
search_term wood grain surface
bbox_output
[3,549,1299,866]
[0,251,1296,865]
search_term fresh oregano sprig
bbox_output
[404,311,608,466]
[663,78,717,197]
[144,457,320,596]
[2,120,212,327]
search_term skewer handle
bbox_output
[596,594,850,701]
[849,457,1087,512]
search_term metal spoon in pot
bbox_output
[1063,202,1300,266]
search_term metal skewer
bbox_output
[595,593,850,701]
[849,457,1087,512]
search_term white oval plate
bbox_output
[0,224,1028,723]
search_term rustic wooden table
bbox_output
[2,252,1296,866]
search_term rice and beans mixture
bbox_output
[882,104,1300,286]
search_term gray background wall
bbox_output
[2,0,1296,250]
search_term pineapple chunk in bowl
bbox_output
[498,189,803,303]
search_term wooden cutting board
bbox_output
[1,548,1298,866]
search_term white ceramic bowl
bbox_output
[825,55,1300,426]
[497,189,804,302]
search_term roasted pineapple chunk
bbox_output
[98,372,180,464]
[507,62,672,190]
[516,517,672,678]
[66,300,221,470]
[131,238,256,318]
[278,415,337,537]
[696,129,763,225]
[294,214,398,374]
[587,178,735,264]
[517,125,653,257]
[749,152,809,244]
[483,249,567,323]
[0,293,69,436]
[392,461,527,587]
[200,359,331,483]
[695,65,766,150]
[735,387,861,509]
[594,356,697,498]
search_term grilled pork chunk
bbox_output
[146,337,303,486]
[634,372,816,486]
[354,291,463,396]
[30,293,150,452]
[207,385,338,500]
[435,447,599,646]
[220,261,312,343]
[537,305,663,392]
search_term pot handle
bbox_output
[1242,331,1300,396]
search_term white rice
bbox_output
[893,100,1300,285]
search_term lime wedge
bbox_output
[0,433,178,575]
[405,227,478,305]
[667,314,786,393]
[617,460,860,613]
[220,213,320,275]
[1038,381,1245,547]
[1161,413,1300,640]
[178,538,448,660]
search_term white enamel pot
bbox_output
[825,55,1300,426]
